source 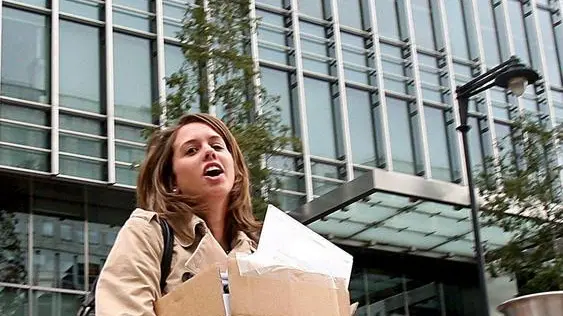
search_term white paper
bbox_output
[222,294,231,316]
[248,204,353,286]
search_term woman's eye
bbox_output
[212,144,224,150]
[185,147,197,155]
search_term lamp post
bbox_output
[455,55,540,316]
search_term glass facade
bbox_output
[2,0,561,314]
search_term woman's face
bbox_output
[171,122,235,201]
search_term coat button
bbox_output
[182,272,194,282]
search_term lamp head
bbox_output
[494,63,540,97]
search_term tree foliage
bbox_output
[149,0,297,218]
[476,115,563,295]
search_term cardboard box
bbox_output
[154,259,352,316]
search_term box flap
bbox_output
[228,259,345,316]
[155,264,226,316]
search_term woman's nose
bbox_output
[203,146,217,160]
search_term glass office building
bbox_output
[0,0,561,314]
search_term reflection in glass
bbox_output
[260,67,296,140]
[1,8,49,103]
[164,44,184,96]
[467,116,488,173]
[34,291,82,315]
[59,156,106,181]
[0,286,28,315]
[268,192,305,212]
[340,32,371,84]
[380,44,408,95]
[304,78,340,158]
[113,7,153,33]
[60,21,102,113]
[114,33,155,123]
[0,211,28,285]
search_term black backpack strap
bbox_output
[159,218,174,293]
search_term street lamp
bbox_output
[455,55,540,316]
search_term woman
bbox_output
[95,113,262,316]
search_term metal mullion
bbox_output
[367,0,393,170]
[328,0,353,181]
[59,152,107,162]
[51,0,60,175]
[59,107,107,119]
[114,138,146,147]
[113,25,156,38]
[344,81,377,93]
[202,0,216,116]
[155,0,167,126]
[290,0,314,201]
[113,4,155,16]
[0,96,52,109]
[0,141,51,153]
[59,12,105,26]
[2,0,50,13]
[254,3,289,15]
[434,0,468,184]
[0,118,51,130]
[106,0,116,184]
[402,0,433,178]
[59,129,106,140]
[114,117,156,128]
[259,60,295,72]
[301,70,337,81]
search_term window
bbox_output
[380,43,408,95]
[115,123,145,186]
[424,106,457,181]
[257,10,291,65]
[1,8,49,103]
[476,0,502,66]
[59,114,106,181]
[41,221,54,237]
[387,97,418,174]
[60,224,72,241]
[537,9,562,86]
[163,0,186,38]
[376,0,403,40]
[340,32,373,85]
[260,67,297,141]
[298,0,327,19]
[113,0,154,32]
[337,0,365,30]
[0,104,50,171]
[61,0,104,20]
[418,53,446,103]
[114,33,156,123]
[346,88,381,167]
[60,21,102,113]
[467,116,490,173]
[304,77,341,159]
[411,0,437,50]
[164,44,184,96]
[508,1,530,65]
[300,22,333,75]
[444,0,471,59]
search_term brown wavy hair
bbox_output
[136,113,261,243]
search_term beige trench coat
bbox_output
[95,208,256,316]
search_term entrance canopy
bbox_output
[288,169,513,261]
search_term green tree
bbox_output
[477,115,563,295]
[149,0,297,218]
